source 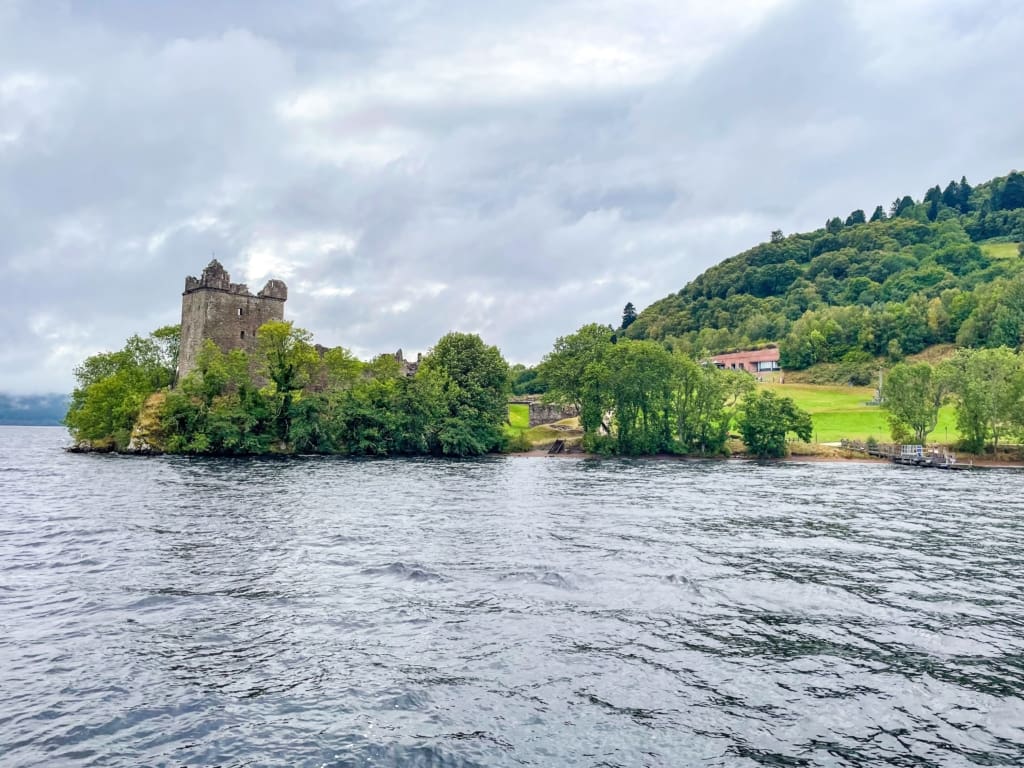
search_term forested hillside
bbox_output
[626,172,1024,374]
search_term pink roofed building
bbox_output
[709,347,782,381]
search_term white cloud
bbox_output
[243,230,358,282]
[307,285,356,299]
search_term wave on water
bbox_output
[1,427,1023,766]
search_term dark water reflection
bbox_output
[2,427,1024,766]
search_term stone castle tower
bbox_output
[177,259,288,381]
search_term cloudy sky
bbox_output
[1,0,1022,393]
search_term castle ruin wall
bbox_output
[176,260,287,381]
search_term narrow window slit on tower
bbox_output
[240,330,245,339]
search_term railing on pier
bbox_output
[840,439,897,459]
[839,439,973,469]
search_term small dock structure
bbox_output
[840,440,974,470]
[892,444,969,469]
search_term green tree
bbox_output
[942,348,1024,453]
[957,176,973,212]
[826,217,844,234]
[256,320,319,394]
[942,180,959,208]
[181,340,250,406]
[321,346,364,390]
[674,357,753,454]
[287,394,335,453]
[881,362,946,444]
[891,196,915,218]
[869,205,886,222]
[997,171,1024,211]
[332,373,405,455]
[65,330,176,448]
[738,390,813,457]
[538,323,615,432]
[162,342,272,454]
[418,332,510,456]
[510,364,545,395]
[845,209,866,226]
[151,325,181,378]
[606,340,675,454]
[255,320,320,440]
[621,302,638,330]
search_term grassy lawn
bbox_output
[762,382,959,444]
[509,386,962,446]
[506,403,530,435]
[980,240,1021,260]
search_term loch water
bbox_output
[2,426,1023,767]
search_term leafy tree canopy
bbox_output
[738,390,813,458]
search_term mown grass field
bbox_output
[507,403,530,435]
[509,383,961,447]
[761,382,960,444]
[980,240,1020,260]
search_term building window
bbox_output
[240,330,245,339]
[237,308,243,316]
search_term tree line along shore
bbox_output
[63,320,814,459]
[64,317,1024,462]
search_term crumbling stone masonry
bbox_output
[177,259,287,381]
[510,398,580,428]
[527,402,579,428]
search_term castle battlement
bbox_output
[183,259,287,302]
[176,259,288,381]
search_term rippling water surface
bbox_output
[2,427,1024,766]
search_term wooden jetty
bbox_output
[840,440,974,470]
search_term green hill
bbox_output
[626,172,1024,370]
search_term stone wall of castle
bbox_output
[527,402,579,427]
[510,397,580,428]
[177,260,287,381]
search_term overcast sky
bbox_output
[1,0,1022,393]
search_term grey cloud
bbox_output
[1,0,1022,392]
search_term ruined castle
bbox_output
[176,260,416,383]
[177,260,288,381]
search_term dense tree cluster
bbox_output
[64,326,179,448]
[738,391,813,458]
[509,364,545,395]
[882,348,1024,453]
[627,172,1024,369]
[66,322,511,457]
[537,323,811,456]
